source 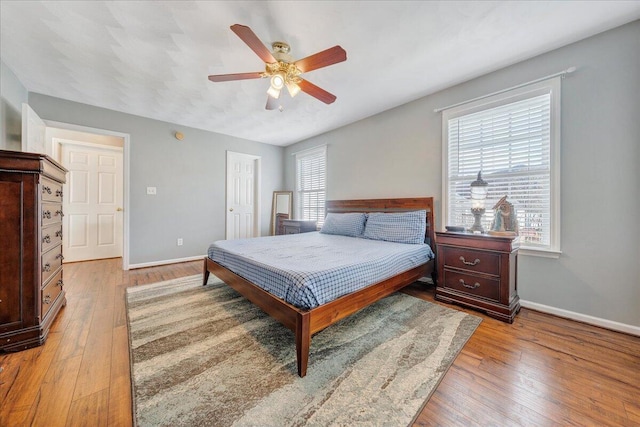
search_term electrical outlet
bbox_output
[146,187,157,195]
[177,238,183,246]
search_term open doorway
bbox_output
[46,123,130,269]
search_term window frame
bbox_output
[294,145,327,227]
[441,77,562,256]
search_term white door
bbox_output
[61,143,124,262]
[226,151,261,240]
[21,103,48,155]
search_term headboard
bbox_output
[325,197,436,253]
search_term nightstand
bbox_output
[282,219,317,235]
[435,231,520,323]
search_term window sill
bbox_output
[519,247,562,259]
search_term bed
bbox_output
[203,197,436,377]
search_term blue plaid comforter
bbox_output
[207,232,434,309]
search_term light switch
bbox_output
[146,187,157,195]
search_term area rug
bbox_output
[126,274,481,427]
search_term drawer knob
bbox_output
[55,189,63,197]
[43,210,52,219]
[43,294,52,305]
[43,235,51,244]
[459,256,480,266]
[42,186,52,194]
[43,263,51,272]
[459,279,480,289]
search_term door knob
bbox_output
[229,208,234,212]
[116,207,123,212]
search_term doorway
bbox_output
[226,151,261,240]
[46,122,130,269]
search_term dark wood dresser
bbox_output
[0,150,68,351]
[282,219,317,235]
[435,231,520,323]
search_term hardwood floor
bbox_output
[1,258,638,426]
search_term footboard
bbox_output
[203,256,433,377]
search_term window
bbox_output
[443,78,561,253]
[295,145,326,227]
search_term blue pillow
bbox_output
[320,212,367,237]
[363,210,427,244]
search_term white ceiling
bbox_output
[2,1,639,146]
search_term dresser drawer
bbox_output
[42,269,64,319]
[42,245,64,284]
[441,246,500,276]
[42,202,63,226]
[442,269,500,302]
[41,177,63,202]
[42,223,63,253]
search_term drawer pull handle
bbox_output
[55,210,64,217]
[55,230,63,238]
[57,279,64,287]
[43,263,51,272]
[56,253,64,260]
[459,279,480,289]
[43,210,52,219]
[459,256,480,266]
[55,189,63,197]
[43,294,52,305]
[43,186,52,194]
[43,235,51,244]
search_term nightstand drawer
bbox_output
[441,246,500,276]
[442,270,500,301]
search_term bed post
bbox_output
[295,311,311,377]
[203,257,210,286]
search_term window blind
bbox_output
[295,146,326,227]
[446,93,552,248]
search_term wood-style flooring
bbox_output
[1,258,638,426]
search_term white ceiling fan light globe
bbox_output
[271,73,285,90]
[266,85,281,99]
[286,82,301,97]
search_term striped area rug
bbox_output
[126,274,481,426]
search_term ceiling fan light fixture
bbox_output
[266,85,281,99]
[286,82,301,97]
[270,73,285,90]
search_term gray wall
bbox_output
[29,94,284,265]
[0,61,27,151]
[285,21,640,327]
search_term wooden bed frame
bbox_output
[202,197,436,377]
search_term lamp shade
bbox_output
[470,171,489,209]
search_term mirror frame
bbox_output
[271,191,293,235]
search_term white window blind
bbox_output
[443,78,560,252]
[295,146,326,227]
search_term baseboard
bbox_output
[520,299,640,336]
[128,255,204,270]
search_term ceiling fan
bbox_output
[208,24,347,110]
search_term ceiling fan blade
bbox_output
[208,72,264,82]
[294,46,346,73]
[265,94,279,110]
[230,24,276,64]
[298,79,337,104]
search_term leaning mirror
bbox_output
[271,191,293,235]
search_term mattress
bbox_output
[207,232,434,309]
